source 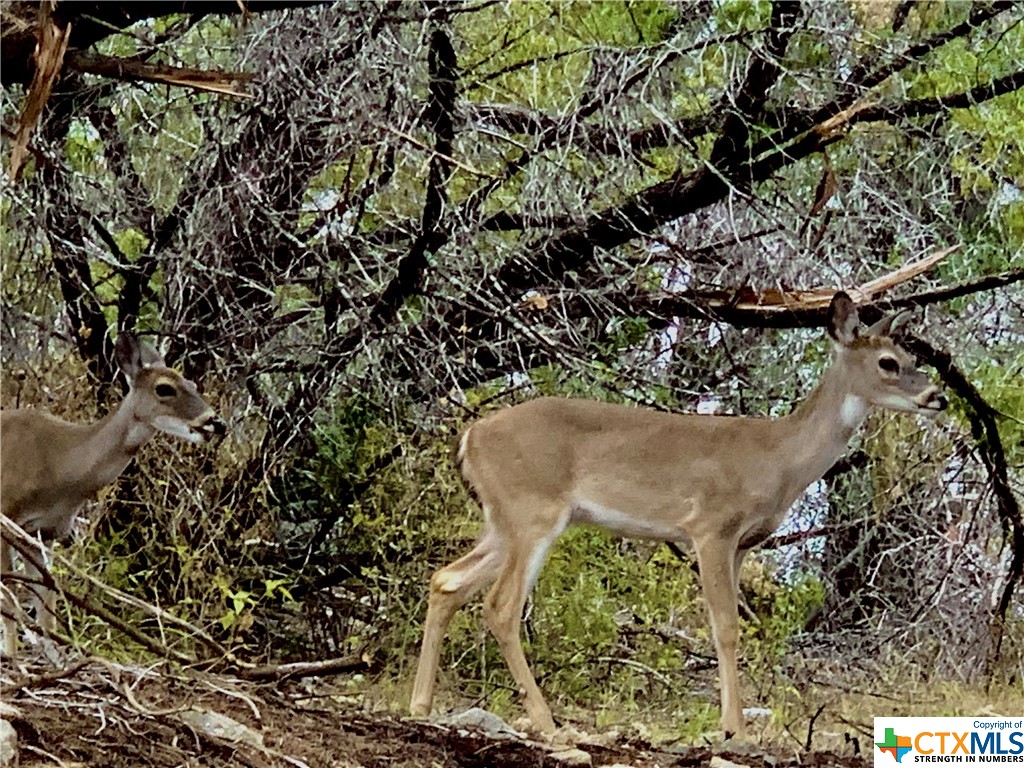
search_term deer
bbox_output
[0,332,225,656]
[410,292,947,738]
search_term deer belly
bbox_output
[570,497,689,541]
[14,500,84,539]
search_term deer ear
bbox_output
[136,337,166,368]
[827,292,861,344]
[867,308,913,338]
[864,309,913,339]
[889,309,912,336]
[115,333,166,381]
[114,332,144,381]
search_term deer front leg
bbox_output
[696,537,745,738]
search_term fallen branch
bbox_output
[51,546,233,662]
[236,654,371,681]
[9,3,70,181]
[0,655,95,693]
[697,244,958,314]
[66,50,253,97]
[1,518,375,683]
[627,260,1020,330]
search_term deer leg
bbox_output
[482,521,562,735]
[1,539,15,656]
[411,528,504,717]
[733,548,749,597]
[29,564,57,639]
[696,537,744,738]
[22,541,55,643]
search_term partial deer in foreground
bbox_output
[411,292,947,738]
[0,333,224,656]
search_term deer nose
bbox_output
[194,412,226,439]
[207,416,227,437]
[916,387,947,411]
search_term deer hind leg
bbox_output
[696,537,745,738]
[411,526,505,717]
[481,513,565,735]
[0,533,55,655]
[1,539,15,656]
[733,547,749,597]
[25,551,56,642]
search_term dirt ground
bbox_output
[1,660,869,768]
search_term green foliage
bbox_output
[716,0,772,32]
[113,227,150,259]
[784,30,834,71]
[460,1,678,107]
[604,316,651,350]
[961,348,1024,481]
[65,119,104,176]
[908,1,974,37]
[744,569,825,671]
[903,15,1024,201]
[304,394,392,506]
[215,571,295,635]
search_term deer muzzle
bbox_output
[914,386,948,414]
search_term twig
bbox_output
[805,702,827,752]
[0,652,93,693]
[595,655,673,687]
[385,126,495,178]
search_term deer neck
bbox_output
[77,390,157,491]
[779,358,869,488]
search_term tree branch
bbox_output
[853,1,1015,93]
[710,0,803,166]
[746,2,1016,176]
[497,1,804,292]
[367,13,457,331]
[271,9,460,430]
[901,334,1023,669]
[1,1,328,86]
[236,654,371,681]
[851,69,1024,124]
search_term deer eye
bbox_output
[878,357,900,375]
[156,383,177,398]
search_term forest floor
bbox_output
[1,658,871,768]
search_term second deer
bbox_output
[0,332,224,656]
[410,292,947,738]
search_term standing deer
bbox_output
[0,332,224,655]
[410,292,947,737]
